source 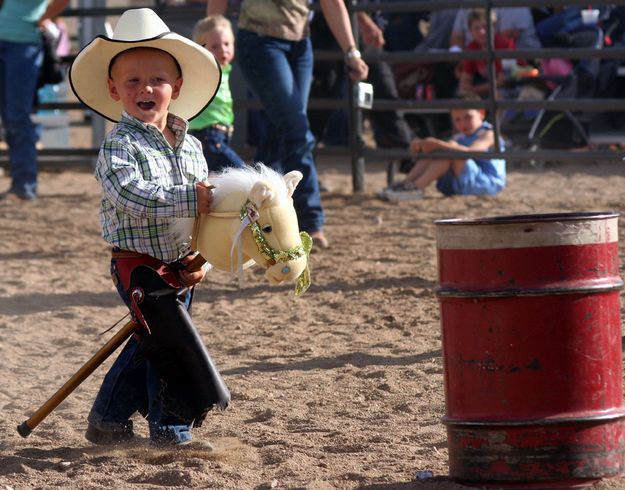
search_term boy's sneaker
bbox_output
[151,424,193,447]
[376,181,408,200]
[85,420,134,445]
[384,188,424,201]
[150,424,214,450]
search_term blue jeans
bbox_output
[87,259,192,440]
[535,7,582,46]
[236,28,324,233]
[0,39,42,199]
[189,127,245,172]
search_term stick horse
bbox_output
[18,164,311,437]
[189,164,311,294]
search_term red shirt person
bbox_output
[458,9,514,97]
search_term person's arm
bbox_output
[449,30,465,50]
[457,70,477,96]
[411,136,463,154]
[449,9,468,50]
[39,0,70,25]
[319,0,369,81]
[458,57,504,96]
[466,127,496,152]
[414,129,494,154]
[357,12,384,48]
[206,0,228,16]
[177,252,208,287]
[460,76,500,96]
[419,136,464,153]
[494,70,504,88]
[499,28,521,43]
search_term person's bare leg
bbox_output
[450,158,466,176]
[402,160,429,186]
[413,159,454,190]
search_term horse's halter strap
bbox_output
[222,200,311,296]
[240,200,308,265]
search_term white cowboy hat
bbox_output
[69,8,221,122]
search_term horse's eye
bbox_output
[261,224,273,233]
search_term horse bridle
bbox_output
[207,199,311,296]
[240,200,310,266]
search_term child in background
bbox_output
[457,8,512,97]
[189,15,245,172]
[69,8,230,447]
[380,102,506,201]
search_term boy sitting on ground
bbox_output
[379,99,506,201]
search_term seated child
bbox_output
[380,101,506,201]
[189,15,245,172]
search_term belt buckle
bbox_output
[212,123,233,137]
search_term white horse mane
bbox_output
[210,164,289,207]
[170,164,289,252]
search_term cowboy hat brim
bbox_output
[69,32,221,122]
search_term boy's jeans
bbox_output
[87,259,192,442]
[236,28,324,234]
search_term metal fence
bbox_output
[2,0,625,191]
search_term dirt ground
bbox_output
[2,157,625,490]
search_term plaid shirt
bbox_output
[95,112,208,263]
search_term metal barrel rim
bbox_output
[434,211,620,227]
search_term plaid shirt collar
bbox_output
[119,111,189,148]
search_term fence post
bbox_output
[79,0,107,167]
[485,1,502,152]
[347,0,365,192]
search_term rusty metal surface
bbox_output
[447,419,625,487]
[436,213,625,488]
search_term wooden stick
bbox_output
[17,320,137,437]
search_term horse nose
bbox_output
[265,259,305,284]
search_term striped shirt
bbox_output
[95,111,208,263]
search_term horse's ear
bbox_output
[283,171,303,198]
[249,181,275,209]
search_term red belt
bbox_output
[111,248,182,290]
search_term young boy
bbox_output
[188,15,245,172]
[380,102,506,201]
[457,9,512,97]
[68,8,230,447]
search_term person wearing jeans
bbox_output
[0,0,69,202]
[237,29,321,231]
[206,0,369,250]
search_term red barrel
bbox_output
[435,212,625,489]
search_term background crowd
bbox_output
[309,3,625,149]
[3,1,625,204]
